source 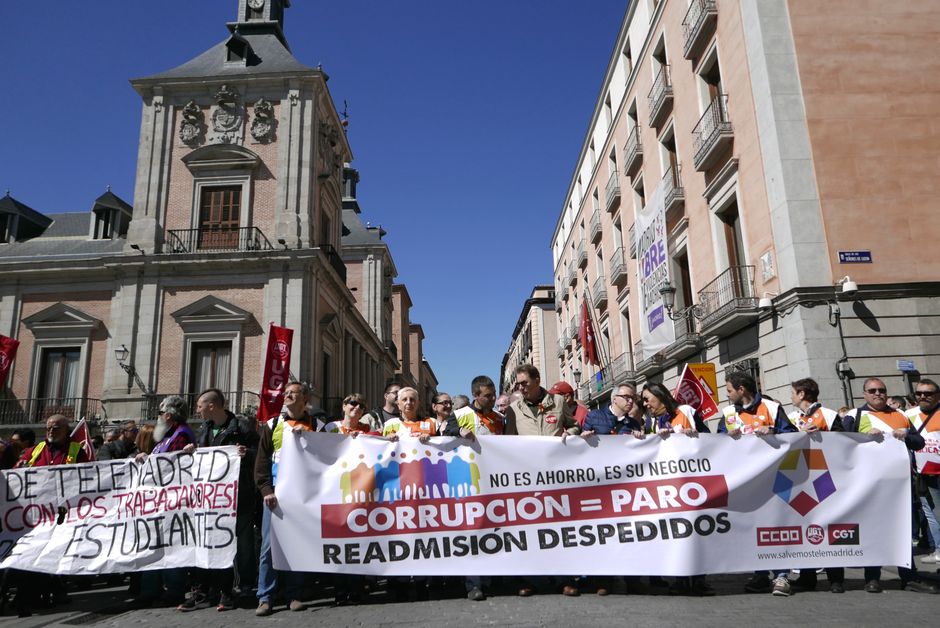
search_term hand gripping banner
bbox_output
[0,447,240,575]
[272,433,911,576]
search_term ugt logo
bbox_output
[773,447,836,516]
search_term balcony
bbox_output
[605,171,621,211]
[663,312,704,361]
[320,244,348,282]
[683,0,718,60]
[560,282,570,301]
[165,226,274,254]
[589,210,602,243]
[692,94,733,171]
[662,165,685,217]
[628,224,637,259]
[585,352,635,399]
[568,319,579,341]
[576,242,587,269]
[696,265,758,337]
[610,247,629,286]
[555,293,563,311]
[0,397,105,425]
[557,337,567,358]
[566,263,578,287]
[592,275,607,308]
[623,127,643,178]
[647,65,673,128]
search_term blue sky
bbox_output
[0,1,625,397]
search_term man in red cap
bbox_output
[548,381,589,427]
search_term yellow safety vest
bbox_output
[27,441,83,466]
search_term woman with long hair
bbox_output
[135,423,156,455]
[639,382,703,437]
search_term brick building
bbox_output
[0,0,435,427]
[551,0,940,416]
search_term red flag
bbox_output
[257,324,294,423]
[0,334,19,388]
[672,364,720,421]
[70,418,96,462]
[578,300,599,366]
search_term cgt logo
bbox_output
[829,523,860,545]
[757,526,802,546]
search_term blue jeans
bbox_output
[257,505,305,603]
[923,478,940,549]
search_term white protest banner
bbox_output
[0,447,240,575]
[271,433,911,576]
[634,178,674,360]
[914,431,940,474]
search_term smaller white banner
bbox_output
[0,447,240,575]
[915,431,940,475]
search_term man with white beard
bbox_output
[138,395,196,458]
[131,395,196,608]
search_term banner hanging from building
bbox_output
[914,432,940,475]
[0,447,240,575]
[672,364,720,421]
[271,433,911,576]
[0,334,19,388]
[634,178,675,360]
[257,323,293,422]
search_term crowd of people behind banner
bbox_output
[1,365,939,617]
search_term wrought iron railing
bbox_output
[624,126,643,174]
[697,265,756,322]
[628,224,637,259]
[590,209,602,242]
[165,227,274,253]
[647,65,673,125]
[0,397,106,425]
[576,241,587,268]
[692,94,732,167]
[663,165,684,209]
[320,244,348,282]
[672,310,699,344]
[605,171,621,210]
[592,276,607,307]
[567,262,578,287]
[610,247,628,284]
[683,0,718,57]
[594,352,635,394]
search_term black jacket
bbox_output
[197,411,260,510]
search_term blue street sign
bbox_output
[897,359,915,372]
[838,250,872,263]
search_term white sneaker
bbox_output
[921,549,940,564]
[772,576,791,597]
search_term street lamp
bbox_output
[115,344,154,397]
[659,282,703,321]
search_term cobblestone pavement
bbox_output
[3,561,938,628]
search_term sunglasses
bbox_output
[435,400,453,405]
[345,400,362,408]
[914,390,938,398]
[864,387,887,394]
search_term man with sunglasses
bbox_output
[906,379,940,565]
[842,377,936,594]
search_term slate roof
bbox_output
[134,32,316,83]
[0,213,124,261]
[341,209,385,247]
[0,194,52,228]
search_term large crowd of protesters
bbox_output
[2,365,939,616]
